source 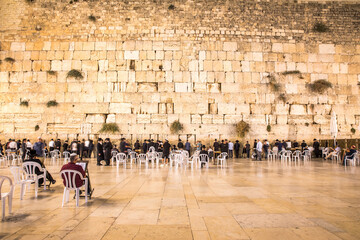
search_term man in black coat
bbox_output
[177,139,184,150]
[234,140,240,158]
[142,140,147,153]
[103,138,113,166]
[25,150,56,186]
[55,139,61,151]
[97,138,104,166]
[120,138,126,153]
[89,140,94,158]
[163,139,171,164]
[313,139,320,158]
[21,139,27,161]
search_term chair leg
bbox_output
[35,180,38,198]
[20,183,25,200]
[66,189,70,203]
[8,195,12,214]
[76,189,79,207]
[2,199,5,221]
[62,188,67,207]
[85,183,88,203]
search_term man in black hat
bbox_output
[25,150,56,186]
[163,139,171,164]
[234,140,240,158]
[103,138,112,166]
[313,139,320,158]
[177,139,184,150]
[97,138,104,166]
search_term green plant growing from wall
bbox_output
[305,122,309,127]
[46,100,58,107]
[47,70,57,76]
[35,125,39,131]
[351,128,356,134]
[235,121,250,137]
[307,79,332,94]
[20,100,29,107]
[278,93,287,103]
[67,69,84,80]
[168,4,175,10]
[170,120,184,134]
[99,123,120,133]
[88,15,96,22]
[313,22,329,33]
[266,125,271,132]
[282,70,301,75]
[4,57,15,64]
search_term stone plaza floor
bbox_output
[0,157,359,240]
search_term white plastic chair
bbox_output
[331,150,341,163]
[63,151,71,164]
[344,152,357,166]
[0,176,14,221]
[302,150,311,161]
[187,155,198,169]
[169,153,176,168]
[0,154,7,167]
[50,150,60,165]
[22,162,47,197]
[111,151,118,166]
[10,154,20,166]
[175,154,184,168]
[60,170,88,207]
[10,166,34,200]
[267,150,275,161]
[138,153,148,168]
[116,153,127,169]
[199,154,209,168]
[148,146,155,153]
[155,152,163,166]
[129,151,138,166]
[322,147,329,158]
[292,150,301,162]
[217,152,228,167]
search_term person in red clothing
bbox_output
[60,153,86,188]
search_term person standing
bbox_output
[234,140,240,158]
[263,140,269,160]
[103,138,112,166]
[213,139,220,158]
[185,140,191,155]
[89,140,94,158]
[134,140,141,153]
[228,140,234,158]
[301,140,307,151]
[256,139,263,161]
[21,139,27,161]
[163,139,171,164]
[33,138,44,157]
[142,140,147,153]
[55,139,61,151]
[245,141,251,158]
[313,139,320,158]
[120,138,126,153]
[177,139,184,150]
[49,139,55,152]
[96,138,104,166]
[0,140,3,155]
[63,140,69,152]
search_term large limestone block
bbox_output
[109,103,132,114]
[218,103,235,115]
[175,83,189,92]
[73,103,109,114]
[137,114,151,124]
[124,51,139,60]
[137,83,157,92]
[82,60,98,71]
[202,114,213,124]
[174,102,207,114]
[290,105,307,115]
[151,114,167,124]
[140,103,158,114]
[319,44,335,54]
[86,114,106,123]
[224,115,242,124]
[207,83,221,93]
[213,115,224,124]
[223,42,237,51]
[116,114,136,124]
[73,51,90,60]
[10,42,25,51]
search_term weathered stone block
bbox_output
[109,103,131,114]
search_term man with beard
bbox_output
[103,138,113,166]
[97,138,104,166]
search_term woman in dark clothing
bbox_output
[103,138,113,166]
[97,138,104,166]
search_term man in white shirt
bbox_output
[228,141,234,158]
[9,139,17,151]
[256,139,263,161]
[49,139,55,151]
[26,139,32,149]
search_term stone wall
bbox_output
[0,0,359,144]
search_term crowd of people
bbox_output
[1,137,358,167]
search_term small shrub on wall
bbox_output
[307,80,332,94]
[46,100,58,107]
[170,120,183,134]
[236,121,250,137]
[99,123,120,133]
[67,69,84,80]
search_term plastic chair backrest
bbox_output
[0,176,13,197]
[116,153,127,161]
[22,162,42,176]
[220,152,228,159]
[63,151,70,158]
[199,154,209,162]
[10,166,24,184]
[60,170,84,190]
[149,146,155,152]
[138,153,146,161]
[181,151,189,158]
